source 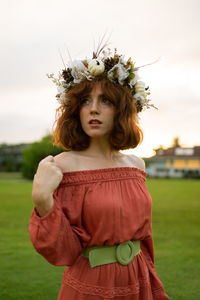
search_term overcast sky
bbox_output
[0,0,199,157]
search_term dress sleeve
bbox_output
[29,186,91,267]
[141,237,170,300]
[140,236,155,264]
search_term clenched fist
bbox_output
[32,155,63,217]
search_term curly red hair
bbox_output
[52,78,143,151]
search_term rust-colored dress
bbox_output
[29,167,170,300]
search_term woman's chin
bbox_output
[87,132,108,139]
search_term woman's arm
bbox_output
[29,192,90,266]
[29,155,91,266]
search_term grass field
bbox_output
[0,172,199,300]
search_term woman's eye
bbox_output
[102,97,111,103]
[80,99,89,105]
[80,97,112,106]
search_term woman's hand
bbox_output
[32,155,63,217]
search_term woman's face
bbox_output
[79,82,116,139]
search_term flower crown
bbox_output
[47,47,158,113]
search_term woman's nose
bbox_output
[90,100,100,113]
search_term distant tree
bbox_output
[22,134,64,180]
[171,137,181,148]
[4,156,15,172]
[152,144,164,156]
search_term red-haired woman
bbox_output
[29,50,170,299]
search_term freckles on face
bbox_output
[79,84,116,135]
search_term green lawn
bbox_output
[0,173,199,299]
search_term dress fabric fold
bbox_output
[29,167,170,299]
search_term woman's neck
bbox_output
[74,149,122,161]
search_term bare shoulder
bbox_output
[128,154,146,172]
[54,151,75,172]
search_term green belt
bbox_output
[82,240,140,268]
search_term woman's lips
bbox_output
[89,123,102,127]
[89,119,102,124]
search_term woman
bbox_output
[29,48,170,299]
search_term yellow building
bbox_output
[144,146,200,178]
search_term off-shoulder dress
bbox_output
[29,167,170,300]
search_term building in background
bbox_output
[0,143,29,172]
[144,145,200,178]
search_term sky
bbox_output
[0,0,200,157]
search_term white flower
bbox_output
[56,85,67,104]
[119,55,128,66]
[107,63,129,85]
[88,59,105,76]
[128,72,140,88]
[134,93,145,104]
[57,85,65,94]
[70,60,93,83]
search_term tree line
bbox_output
[0,135,64,179]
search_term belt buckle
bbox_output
[116,240,135,265]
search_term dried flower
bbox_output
[47,47,158,113]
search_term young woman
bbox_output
[29,48,170,299]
